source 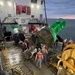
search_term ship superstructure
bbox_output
[0,0,45,24]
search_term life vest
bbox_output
[37,53,43,59]
[30,24,37,32]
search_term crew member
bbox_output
[62,39,67,51]
[35,48,43,69]
[42,44,48,64]
[22,42,27,53]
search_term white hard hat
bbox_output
[64,39,67,42]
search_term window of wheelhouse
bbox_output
[41,0,43,5]
[31,0,37,3]
[31,15,34,18]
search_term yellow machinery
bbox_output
[57,44,75,75]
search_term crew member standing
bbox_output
[42,44,48,64]
[35,48,43,69]
[62,39,67,51]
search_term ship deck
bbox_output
[0,41,62,75]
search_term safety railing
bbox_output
[0,12,7,23]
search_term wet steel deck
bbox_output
[1,41,55,75]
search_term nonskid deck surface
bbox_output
[1,41,55,75]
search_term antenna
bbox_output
[44,0,47,24]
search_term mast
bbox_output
[44,0,47,24]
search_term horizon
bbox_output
[46,0,75,19]
[47,18,75,20]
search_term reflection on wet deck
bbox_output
[2,44,55,75]
[2,46,25,74]
[8,48,22,65]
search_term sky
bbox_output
[45,0,75,19]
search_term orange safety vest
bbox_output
[37,53,43,59]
